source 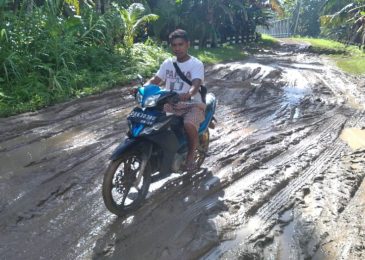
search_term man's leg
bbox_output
[183,104,206,172]
[184,122,199,167]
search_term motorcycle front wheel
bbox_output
[102,149,151,216]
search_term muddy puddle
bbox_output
[340,128,365,150]
[1,45,365,260]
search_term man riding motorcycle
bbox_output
[144,29,205,173]
[102,29,216,217]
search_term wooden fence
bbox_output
[162,32,258,49]
[256,19,292,38]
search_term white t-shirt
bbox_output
[156,56,204,103]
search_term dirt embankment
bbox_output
[0,45,365,260]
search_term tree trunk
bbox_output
[12,0,21,12]
[95,0,102,13]
[26,0,34,13]
[103,0,110,13]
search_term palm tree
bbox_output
[321,0,365,46]
[119,3,158,48]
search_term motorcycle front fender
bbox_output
[110,138,137,161]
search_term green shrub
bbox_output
[0,4,170,117]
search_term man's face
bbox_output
[170,38,190,60]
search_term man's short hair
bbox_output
[169,29,189,43]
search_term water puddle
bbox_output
[0,107,130,178]
[340,128,365,150]
[0,127,97,177]
[263,209,298,260]
[346,95,365,110]
[283,70,311,106]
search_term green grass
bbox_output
[289,37,365,75]
[298,37,347,53]
[335,56,365,75]
[190,44,248,64]
[259,34,281,47]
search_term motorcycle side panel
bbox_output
[144,130,180,176]
[110,138,137,161]
[199,93,217,133]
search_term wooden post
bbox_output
[194,40,199,50]
[206,39,212,48]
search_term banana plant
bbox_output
[119,3,158,48]
[321,1,365,46]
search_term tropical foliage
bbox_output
[281,0,326,37]
[320,0,365,46]
[281,0,365,46]
[118,3,158,48]
[0,1,164,116]
[0,0,274,116]
[148,0,273,45]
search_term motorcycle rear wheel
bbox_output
[102,149,151,216]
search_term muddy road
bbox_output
[1,45,365,260]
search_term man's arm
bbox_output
[189,78,202,96]
[179,78,201,101]
[179,59,204,101]
[144,75,163,86]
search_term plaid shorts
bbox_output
[164,102,206,131]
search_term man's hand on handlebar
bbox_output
[179,92,191,102]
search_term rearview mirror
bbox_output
[136,74,144,85]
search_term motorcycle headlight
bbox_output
[144,94,161,107]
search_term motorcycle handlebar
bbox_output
[169,92,180,104]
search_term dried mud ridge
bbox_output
[1,47,365,260]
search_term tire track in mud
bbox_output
[269,114,365,260]
[223,109,345,197]
[256,139,344,224]
[201,112,347,258]
[199,51,365,258]
[203,113,364,259]
[254,113,357,219]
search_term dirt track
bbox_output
[1,44,365,260]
